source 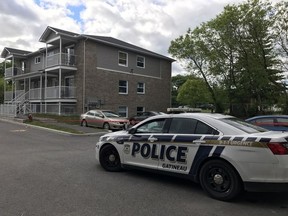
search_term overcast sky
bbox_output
[0,0,267,75]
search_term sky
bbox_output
[0,0,270,75]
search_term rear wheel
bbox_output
[199,160,243,201]
[99,145,122,172]
[81,120,88,127]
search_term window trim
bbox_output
[137,82,145,94]
[136,55,145,68]
[118,106,128,118]
[137,106,145,115]
[119,80,128,94]
[35,56,41,64]
[118,51,128,67]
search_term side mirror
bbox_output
[128,128,137,134]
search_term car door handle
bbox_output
[193,140,206,144]
[148,137,158,142]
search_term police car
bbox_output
[95,113,288,201]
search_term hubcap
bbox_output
[108,154,116,162]
[213,174,224,185]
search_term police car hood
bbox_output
[106,130,128,136]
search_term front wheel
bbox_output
[103,122,110,130]
[199,160,243,201]
[99,145,122,172]
[81,120,88,127]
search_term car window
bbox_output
[136,119,166,133]
[195,121,218,135]
[169,118,197,134]
[102,111,120,118]
[255,118,274,124]
[276,118,288,127]
[168,118,218,135]
[87,111,95,116]
[95,111,103,118]
[222,118,267,133]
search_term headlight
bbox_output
[99,136,115,142]
[99,136,108,142]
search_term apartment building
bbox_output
[0,26,174,117]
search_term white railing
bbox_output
[5,67,24,77]
[4,86,75,101]
[46,53,76,67]
[46,86,76,99]
[0,104,17,117]
[4,91,13,101]
[29,88,42,99]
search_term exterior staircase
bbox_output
[0,91,31,117]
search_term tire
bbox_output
[103,122,110,130]
[99,145,122,172]
[199,159,243,201]
[81,120,88,127]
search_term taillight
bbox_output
[267,143,288,155]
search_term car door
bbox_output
[122,118,168,170]
[94,111,104,128]
[85,111,96,126]
[157,117,220,176]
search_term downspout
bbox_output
[83,37,88,113]
[59,38,62,115]
[4,60,6,101]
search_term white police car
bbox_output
[95,113,288,201]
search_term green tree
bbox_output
[177,78,212,107]
[171,74,192,107]
[169,0,285,116]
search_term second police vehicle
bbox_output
[95,113,288,201]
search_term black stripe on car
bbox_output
[173,135,202,142]
[212,146,225,157]
[189,146,213,176]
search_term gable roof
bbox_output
[40,26,175,62]
[39,26,79,42]
[1,47,32,58]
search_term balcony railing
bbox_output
[46,53,76,68]
[4,86,75,101]
[45,86,76,99]
[30,88,42,99]
[5,67,24,78]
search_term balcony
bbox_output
[46,86,76,99]
[46,53,76,68]
[4,86,75,102]
[5,67,24,78]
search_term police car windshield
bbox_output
[221,118,268,133]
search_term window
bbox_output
[137,107,145,115]
[137,82,145,94]
[168,118,219,135]
[35,56,41,64]
[137,56,145,68]
[136,119,166,133]
[118,106,128,117]
[118,51,128,66]
[169,118,197,134]
[87,111,95,117]
[119,80,128,94]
